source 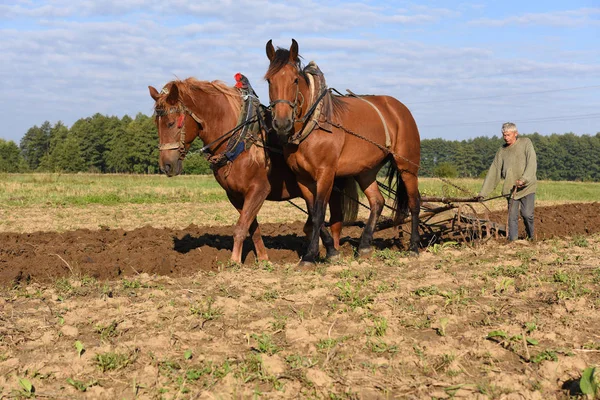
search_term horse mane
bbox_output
[156,78,243,114]
[265,49,347,118]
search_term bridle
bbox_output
[155,104,204,160]
[268,69,304,123]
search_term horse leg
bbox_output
[301,198,339,260]
[299,174,335,266]
[400,170,421,254]
[248,218,269,261]
[227,188,269,264]
[355,171,385,256]
[328,184,343,250]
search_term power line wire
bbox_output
[420,112,600,128]
[409,84,600,105]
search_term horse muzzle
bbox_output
[160,158,183,177]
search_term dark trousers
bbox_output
[507,193,535,240]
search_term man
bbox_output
[478,122,537,241]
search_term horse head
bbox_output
[265,39,305,143]
[149,82,202,177]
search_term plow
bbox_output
[320,179,508,249]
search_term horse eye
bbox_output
[294,78,299,84]
[167,121,175,128]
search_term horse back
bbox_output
[332,95,420,175]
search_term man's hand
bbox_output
[516,179,525,187]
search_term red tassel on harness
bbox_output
[234,72,243,88]
[177,114,185,128]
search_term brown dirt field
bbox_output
[1,202,599,399]
[1,203,599,285]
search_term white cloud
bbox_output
[0,1,598,143]
[470,7,600,27]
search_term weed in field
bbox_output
[316,338,339,352]
[255,260,274,272]
[337,269,353,279]
[579,366,599,398]
[552,270,591,300]
[531,350,558,364]
[582,342,600,350]
[54,277,74,298]
[571,235,589,248]
[251,333,280,355]
[366,338,398,354]
[488,264,529,278]
[13,378,34,398]
[435,317,450,336]
[365,316,388,337]
[335,281,374,310]
[184,359,232,388]
[256,289,280,302]
[487,330,542,362]
[190,297,223,324]
[286,354,317,369]
[235,353,283,390]
[66,378,98,392]
[95,320,119,342]
[121,279,141,289]
[94,350,136,372]
[494,278,515,294]
[427,241,458,255]
[74,340,85,357]
[414,285,439,297]
[373,248,407,267]
[270,313,288,332]
[476,380,512,398]
[217,284,239,299]
[434,353,455,372]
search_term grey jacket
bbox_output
[479,137,537,200]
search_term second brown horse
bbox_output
[265,39,421,265]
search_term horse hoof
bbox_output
[357,247,373,257]
[326,249,340,261]
[297,260,316,271]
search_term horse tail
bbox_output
[386,157,409,225]
[335,178,359,223]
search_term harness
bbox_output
[202,77,263,169]
[156,75,266,171]
[270,61,391,147]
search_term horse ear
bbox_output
[290,39,298,61]
[166,84,179,105]
[266,39,275,61]
[149,86,160,101]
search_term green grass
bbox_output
[0,173,225,207]
[1,173,599,207]
[419,177,600,202]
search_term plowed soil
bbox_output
[1,202,599,286]
[1,202,600,399]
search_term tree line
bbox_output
[1,112,599,181]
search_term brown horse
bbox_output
[149,76,356,264]
[265,39,421,265]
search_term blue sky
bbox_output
[1,0,599,144]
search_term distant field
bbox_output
[1,173,598,233]
[2,173,599,207]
